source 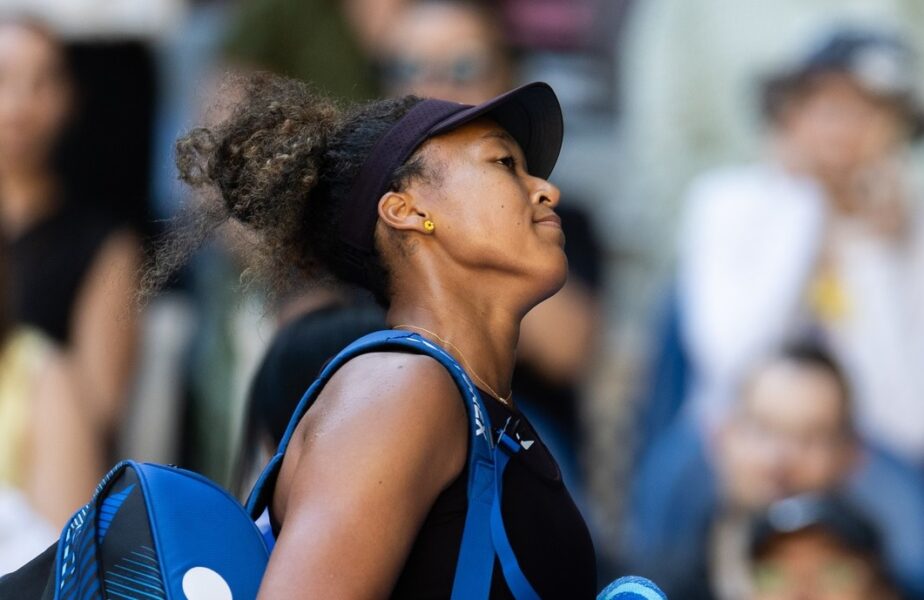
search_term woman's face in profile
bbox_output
[0,23,72,170]
[403,118,567,301]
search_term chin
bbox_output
[532,253,569,303]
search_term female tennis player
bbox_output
[149,72,596,598]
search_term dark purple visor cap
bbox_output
[428,81,564,180]
[339,82,564,277]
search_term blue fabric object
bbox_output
[44,329,630,599]
[54,461,269,600]
[245,329,539,599]
[635,283,691,464]
[491,431,540,599]
[96,483,134,543]
[103,544,165,599]
[598,576,667,600]
[137,463,269,599]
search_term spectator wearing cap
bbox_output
[748,494,899,600]
[676,28,924,465]
[620,1,924,273]
[623,343,924,599]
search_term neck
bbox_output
[0,166,59,237]
[387,277,522,402]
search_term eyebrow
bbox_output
[481,129,517,144]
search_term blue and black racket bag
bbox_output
[0,330,665,599]
[0,460,268,600]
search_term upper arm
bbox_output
[70,229,142,430]
[258,352,469,599]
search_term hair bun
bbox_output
[147,73,422,305]
[175,72,340,228]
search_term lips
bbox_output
[534,213,562,227]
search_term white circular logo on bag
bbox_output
[182,567,232,600]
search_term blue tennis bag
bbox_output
[0,330,665,599]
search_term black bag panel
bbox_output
[97,467,166,599]
[0,542,57,600]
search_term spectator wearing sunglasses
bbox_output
[380,0,512,105]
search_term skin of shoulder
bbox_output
[259,351,469,599]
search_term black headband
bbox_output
[338,99,467,276]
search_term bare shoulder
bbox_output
[262,351,470,596]
[300,351,469,467]
[330,352,461,410]
[308,351,466,431]
[273,350,468,522]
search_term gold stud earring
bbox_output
[423,219,436,233]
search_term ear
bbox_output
[378,190,431,234]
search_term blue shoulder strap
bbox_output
[244,329,539,600]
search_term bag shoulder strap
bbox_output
[245,330,494,518]
[244,329,538,600]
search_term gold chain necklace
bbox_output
[394,324,513,407]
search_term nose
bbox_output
[530,176,560,208]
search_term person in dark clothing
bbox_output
[234,301,387,493]
[0,18,140,442]
[145,71,597,597]
[222,0,380,101]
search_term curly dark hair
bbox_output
[142,72,430,305]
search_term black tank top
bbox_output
[7,202,122,344]
[390,389,597,599]
[268,362,598,597]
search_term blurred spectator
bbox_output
[0,0,183,39]
[381,0,511,104]
[620,0,924,266]
[623,343,924,599]
[0,242,102,573]
[3,1,168,233]
[234,301,386,495]
[0,487,54,576]
[748,494,899,600]
[677,28,924,465]
[0,20,140,448]
[497,0,624,119]
[61,39,158,233]
[498,0,605,52]
[178,236,273,485]
[222,0,386,101]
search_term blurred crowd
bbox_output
[1,1,924,599]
